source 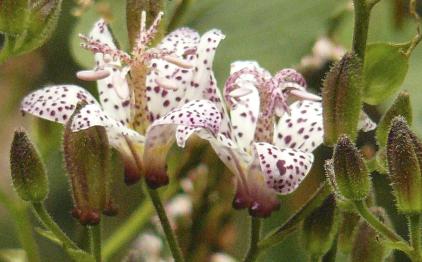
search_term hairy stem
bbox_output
[352,0,371,60]
[408,214,422,261]
[243,218,262,262]
[147,187,185,262]
[89,224,102,262]
[354,201,405,243]
[31,202,78,250]
[0,191,40,262]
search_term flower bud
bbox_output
[327,135,371,200]
[376,91,412,148]
[10,129,48,202]
[351,207,392,261]
[64,104,116,225]
[322,53,363,145]
[302,195,338,258]
[337,212,360,254]
[386,117,422,214]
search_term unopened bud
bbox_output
[337,212,360,254]
[351,207,392,261]
[302,195,338,258]
[322,53,363,145]
[10,129,48,202]
[386,117,422,214]
[328,135,371,200]
[64,104,116,225]
[376,91,412,148]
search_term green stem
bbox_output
[352,0,371,60]
[31,202,78,250]
[147,187,185,262]
[89,224,102,262]
[310,255,321,262]
[408,214,422,261]
[0,191,41,262]
[258,183,331,250]
[353,201,404,243]
[243,218,262,262]
[102,182,178,261]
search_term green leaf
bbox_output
[14,0,63,55]
[0,0,29,35]
[66,248,96,262]
[362,43,409,105]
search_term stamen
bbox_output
[79,33,131,64]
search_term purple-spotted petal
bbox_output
[254,142,314,195]
[21,85,99,124]
[145,28,201,120]
[70,104,144,150]
[274,100,324,153]
[88,19,132,126]
[358,112,377,132]
[143,100,222,188]
[226,61,269,151]
[157,27,200,56]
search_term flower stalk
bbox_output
[408,214,422,261]
[89,224,102,262]
[243,217,262,262]
[352,0,379,60]
[147,187,185,262]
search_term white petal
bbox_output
[226,61,270,151]
[157,27,200,56]
[21,85,99,124]
[70,104,144,151]
[254,142,314,195]
[89,20,132,126]
[358,111,377,132]
[274,100,324,153]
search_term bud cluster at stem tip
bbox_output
[386,116,422,214]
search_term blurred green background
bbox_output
[0,0,421,261]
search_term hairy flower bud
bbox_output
[327,135,371,200]
[322,53,363,145]
[351,207,392,261]
[302,195,338,258]
[386,117,422,214]
[377,91,412,148]
[64,104,116,225]
[10,129,48,202]
[337,212,360,254]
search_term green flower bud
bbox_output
[386,117,422,214]
[327,135,371,200]
[322,53,363,145]
[376,91,412,148]
[64,105,116,225]
[351,207,392,262]
[10,129,48,202]
[0,0,62,62]
[302,195,339,258]
[337,212,360,254]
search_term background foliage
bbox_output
[0,0,421,261]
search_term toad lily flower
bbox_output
[148,61,376,217]
[20,12,227,188]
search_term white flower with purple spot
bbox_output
[20,12,227,187]
[150,60,376,217]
